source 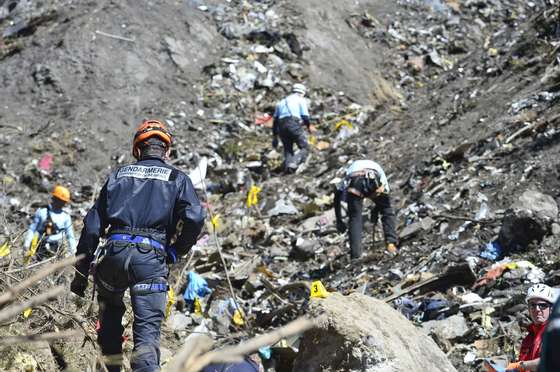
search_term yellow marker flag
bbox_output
[505,262,519,270]
[0,241,10,257]
[211,214,220,231]
[165,287,175,319]
[24,233,39,264]
[334,119,352,131]
[23,308,32,318]
[310,280,329,299]
[246,185,262,208]
[308,135,317,145]
[232,309,245,326]
[194,297,203,315]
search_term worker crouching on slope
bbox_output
[334,159,398,259]
[70,119,205,372]
[23,185,77,259]
[272,83,312,173]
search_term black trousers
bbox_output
[277,117,309,170]
[95,240,168,372]
[347,192,397,258]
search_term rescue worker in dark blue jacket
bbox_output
[70,119,205,372]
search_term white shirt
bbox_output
[345,160,390,192]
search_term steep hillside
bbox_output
[1,0,560,371]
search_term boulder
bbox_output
[498,190,558,253]
[422,314,470,341]
[293,292,457,372]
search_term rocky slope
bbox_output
[1,0,560,371]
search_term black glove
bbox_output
[336,220,347,233]
[70,274,88,297]
[272,137,279,149]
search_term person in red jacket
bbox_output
[506,284,557,372]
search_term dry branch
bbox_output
[432,213,498,224]
[95,30,135,42]
[169,317,314,372]
[0,330,80,345]
[505,122,539,144]
[167,332,214,372]
[0,286,64,323]
[0,254,83,307]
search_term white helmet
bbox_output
[526,284,557,304]
[292,83,307,95]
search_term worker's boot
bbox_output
[386,243,398,255]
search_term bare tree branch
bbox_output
[168,317,315,372]
[0,286,65,323]
[0,254,84,307]
[167,332,214,372]
[0,330,81,345]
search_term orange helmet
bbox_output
[132,119,172,159]
[52,185,70,203]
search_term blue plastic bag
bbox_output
[183,271,212,301]
[480,241,502,261]
[258,346,272,360]
[484,359,506,372]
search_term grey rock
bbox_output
[269,246,289,258]
[170,312,192,331]
[267,198,298,216]
[294,293,457,371]
[233,66,257,92]
[219,22,249,39]
[399,217,435,240]
[423,314,470,341]
[498,190,558,253]
[512,190,558,220]
[164,37,190,70]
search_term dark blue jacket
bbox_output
[76,157,205,273]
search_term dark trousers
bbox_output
[202,359,260,372]
[278,117,309,170]
[347,193,397,258]
[95,240,168,372]
[36,240,60,260]
[540,298,560,372]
